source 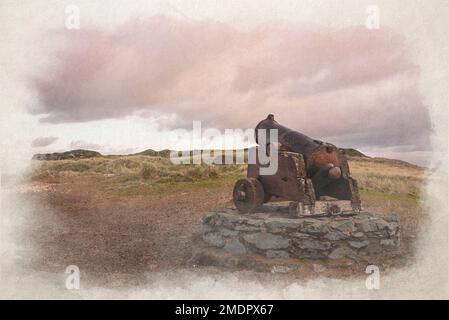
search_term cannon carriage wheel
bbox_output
[232,178,265,213]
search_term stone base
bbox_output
[202,203,400,260]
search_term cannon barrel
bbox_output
[255,114,320,155]
[255,114,341,178]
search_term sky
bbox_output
[1,0,439,166]
[2,1,449,299]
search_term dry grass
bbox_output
[25,154,427,277]
[31,155,245,196]
[31,154,426,199]
[348,157,425,198]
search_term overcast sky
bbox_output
[1,0,436,166]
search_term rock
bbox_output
[371,230,389,238]
[330,220,355,233]
[259,202,292,213]
[223,238,247,254]
[329,246,356,259]
[348,240,370,249]
[295,239,331,251]
[300,219,329,235]
[389,213,400,222]
[324,230,349,241]
[202,206,400,261]
[243,232,290,250]
[234,225,260,232]
[356,220,376,232]
[351,232,365,238]
[387,222,400,235]
[312,264,327,273]
[243,217,265,227]
[265,218,303,232]
[220,228,239,237]
[356,219,389,233]
[373,219,390,230]
[203,232,225,247]
[292,232,311,239]
[202,224,213,234]
[266,250,290,259]
[216,212,246,227]
[380,239,398,247]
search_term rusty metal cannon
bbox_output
[233,114,361,216]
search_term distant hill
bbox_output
[133,149,172,157]
[32,149,102,161]
[133,148,368,158]
[360,157,423,169]
[32,147,370,162]
[338,148,368,158]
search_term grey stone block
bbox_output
[220,228,239,237]
[351,232,365,238]
[357,219,389,233]
[292,232,312,239]
[348,240,370,249]
[234,225,260,232]
[223,238,247,254]
[202,206,400,261]
[203,232,224,247]
[324,230,349,241]
[299,219,329,235]
[265,218,303,232]
[329,246,356,259]
[243,232,290,250]
[380,239,398,247]
[295,239,331,251]
[330,220,355,233]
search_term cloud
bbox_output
[68,140,139,155]
[31,136,58,148]
[69,140,102,150]
[31,15,430,156]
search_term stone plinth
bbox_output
[202,204,400,260]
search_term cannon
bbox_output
[233,114,361,216]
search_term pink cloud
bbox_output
[31,15,430,155]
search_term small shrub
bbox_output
[207,167,219,178]
[185,166,203,180]
[139,164,158,180]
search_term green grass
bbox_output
[107,172,245,197]
[360,190,419,203]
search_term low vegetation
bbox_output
[27,152,426,276]
[30,153,425,202]
[31,155,244,196]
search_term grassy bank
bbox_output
[30,154,425,201]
